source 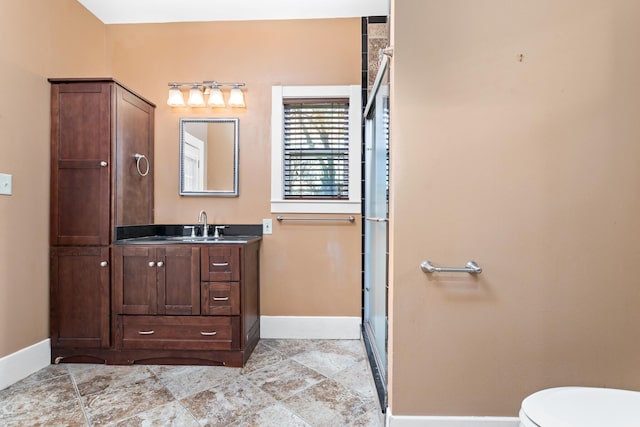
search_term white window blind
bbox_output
[283,99,350,200]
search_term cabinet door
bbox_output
[157,247,200,315]
[50,83,111,246]
[114,85,155,226]
[115,245,200,316]
[50,247,110,348]
[114,246,157,314]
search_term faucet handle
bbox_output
[214,225,227,238]
[183,225,196,237]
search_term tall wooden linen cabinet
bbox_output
[49,78,155,362]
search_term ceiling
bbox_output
[76,0,389,24]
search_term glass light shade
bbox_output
[228,86,245,108]
[167,86,185,107]
[187,86,205,107]
[207,87,225,107]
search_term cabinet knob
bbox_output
[156,261,164,267]
[148,261,155,267]
[100,261,108,267]
[100,161,108,167]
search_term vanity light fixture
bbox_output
[167,84,186,107]
[228,84,246,108]
[207,84,226,107]
[167,81,246,108]
[187,85,205,107]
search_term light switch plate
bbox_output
[263,218,273,235]
[0,173,12,195]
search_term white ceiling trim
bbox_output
[76,0,389,24]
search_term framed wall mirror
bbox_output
[179,118,239,197]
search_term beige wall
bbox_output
[106,19,362,318]
[0,0,106,358]
[390,0,640,416]
[1,7,361,359]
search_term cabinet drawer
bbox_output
[202,282,240,315]
[121,316,239,350]
[201,246,240,281]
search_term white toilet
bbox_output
[519,387,640,427]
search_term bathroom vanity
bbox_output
[111,228,261,367]
[51,225,262,367]
[49,78,260,367]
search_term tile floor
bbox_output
[0,339,384,427]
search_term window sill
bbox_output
[270,200,361,214]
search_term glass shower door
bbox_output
[363,56,390,409]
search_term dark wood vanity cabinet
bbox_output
[49,79,155,360]
[50,247,110,349]
[113,242,260,367]
[48,79,260,367]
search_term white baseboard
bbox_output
[0,339,51,390]
[260,316,361,339]
[386,408,520,427]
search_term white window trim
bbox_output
[271,85,362,214]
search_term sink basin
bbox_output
[161,235,257,243]
[116,235,260,245]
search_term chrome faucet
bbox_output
[198,210,208,237]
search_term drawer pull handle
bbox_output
[213,297,230,301]
[138,330,155,335]
[200,331,217,336]
[212,262,229,267]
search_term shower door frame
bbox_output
[363,54,390,411]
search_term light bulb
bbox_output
[228,85,245,108]
[167,86,185,107]
[187,86,205,107]
[207,86,225,107]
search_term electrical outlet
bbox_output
[263,218,273,235]
[0,173,12,195]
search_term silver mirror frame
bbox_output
[179,117,239,197]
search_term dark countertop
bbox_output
[114,224,263,245]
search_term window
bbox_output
[271,85,361,213]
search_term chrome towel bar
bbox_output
[420,260,482,274]
[276,215,355,223]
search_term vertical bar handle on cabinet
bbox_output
[134,153,150,177]
[364,217,388,222]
